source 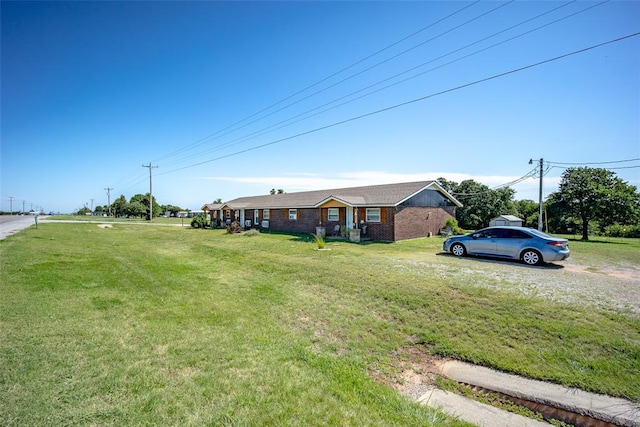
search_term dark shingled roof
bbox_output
[201,203,223,211]
[223,181,462,209]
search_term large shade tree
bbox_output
[546,167,639,240]
[130,193,161,219]
[437,178,517,230]
[111,195,128,218]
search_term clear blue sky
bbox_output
[2,1,639,213]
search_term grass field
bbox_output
[1,223,638,426]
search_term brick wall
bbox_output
[268,208,320,233]
[394,206,455,241]
[364,207,395,241]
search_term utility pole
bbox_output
[8,196,14,215]
[90,198,94,213]
[22,200,26,215]
[104,187,113,217]
[142,163,158,221]
[529,158,544,231]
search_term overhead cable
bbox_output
[160,0,604,169]
[151,1,482,164]
[158,31,640,176]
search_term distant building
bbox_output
[489,215,523,227]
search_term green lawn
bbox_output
[1,223,638,426]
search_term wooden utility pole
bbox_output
[529,158,544,231]
[142,163,158,221]
[104,187,113,216]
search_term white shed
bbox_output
[489,215,523,227]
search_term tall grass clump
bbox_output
[312,233,326,249]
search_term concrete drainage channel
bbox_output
[416,361,640,427]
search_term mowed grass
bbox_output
[1,224,638,426]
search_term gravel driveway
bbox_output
[400,255,640,317]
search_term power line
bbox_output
[548,158,639,166]
[158,0,603,170]
[159,31,640,176]
[151,1,483,165]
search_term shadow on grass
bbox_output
[436,252,565,270]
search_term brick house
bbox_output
[201,203,223,226]
[208,181,462,242]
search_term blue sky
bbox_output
[2,1,639,213]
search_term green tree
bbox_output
[160,204,183,217]
[436,177,458,195]
[130,193,161,219]
[125,201,146,218]
[76,206,91,216]
[448,180,516,229]
[546,167,640,240]
[514,199,539,228]
[111,195,128,218]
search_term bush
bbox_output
[443,218,464,235]
[603,223,640,238]
[190,215,209,229]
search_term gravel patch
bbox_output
[395,255,640,317]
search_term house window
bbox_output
[263,209,270,220]
[327,208,339,221]
[366,208,381,222]
[254,210,259,225]
[289,209,297,220]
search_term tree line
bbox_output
[75,193,185,219]
[438,167,639,240]
[74,167,638,240]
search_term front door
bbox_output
[346,207,354,230]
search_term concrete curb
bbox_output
[417,387,549,427]
[439,361,640,427]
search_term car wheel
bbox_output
[451,243,466,257]
[521,249,543,266]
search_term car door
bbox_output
[466,228,500,255]
[496,228,532,258]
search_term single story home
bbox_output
[489,215,523,227]
[205,181,462,242]
[201,203,224,226]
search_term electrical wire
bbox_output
[158,31,640,176]
[151,1,483,164]
[159,0,605,170]
[547,158,639,165]
[158,0,596,170]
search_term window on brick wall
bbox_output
[366,208,381,222]
[327,208,339,221]
[289,209,297,220]
[263,209,270,219]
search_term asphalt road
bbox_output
[0,215,41,240]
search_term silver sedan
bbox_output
[443,226,570,266]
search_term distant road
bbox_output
[0,215,42,240]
